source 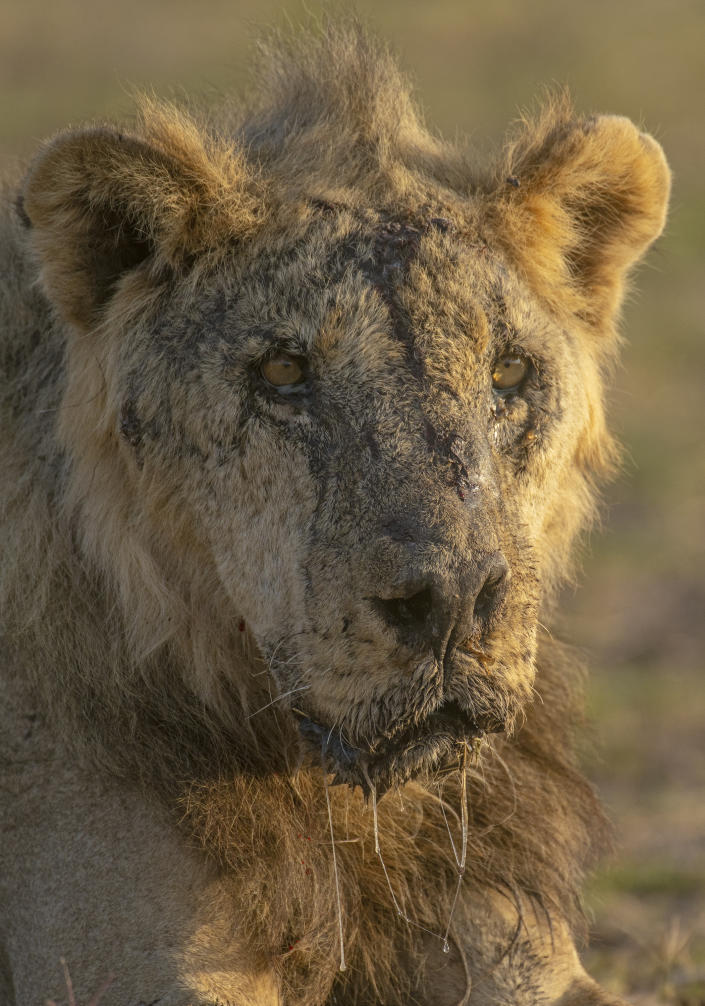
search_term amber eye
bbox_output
[260,353,306,389]
[492,354,529,391]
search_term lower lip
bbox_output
[301,717,482,792]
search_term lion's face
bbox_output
[110,208,601,790]
[22,105,667,792]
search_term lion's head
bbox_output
[16,31,669,799]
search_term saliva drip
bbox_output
[362,746,470,954]
[323,753,347,972]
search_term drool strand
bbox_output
[362,759,470,955]
[322,753,347,971]
[442,744,469,950]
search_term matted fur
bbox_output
[0,21,669,1006]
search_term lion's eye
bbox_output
[261,353,306,389]
[492,354,529,391]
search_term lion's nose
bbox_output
[371,553,509,658]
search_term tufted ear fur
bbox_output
[485,98,671,332]
[20,103,267,330]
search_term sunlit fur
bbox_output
[0,21,670,1006]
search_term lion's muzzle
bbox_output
[368,550,510,663]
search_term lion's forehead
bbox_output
[192,214,555,384]
[127,205,564,399]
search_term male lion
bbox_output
[0,24,669,1006]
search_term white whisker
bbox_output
[477,742,517,836]
[246,685,310,719]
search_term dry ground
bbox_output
[1,1,703,1002]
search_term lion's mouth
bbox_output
[297,699,494,794]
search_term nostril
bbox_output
[473,579,501,621]
[473,556,509,622]
[374,586,434,633]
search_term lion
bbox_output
[0,22,670,1006]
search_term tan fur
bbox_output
[0,22,668,1006]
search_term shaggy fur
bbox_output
[0,22,669,1006]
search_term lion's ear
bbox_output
[485,100,671,330]
[21,111,265,329]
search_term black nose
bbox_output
[371,553,509,658]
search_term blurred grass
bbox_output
[1,1,703,1002]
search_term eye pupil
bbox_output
[261,353,305,389]
[492,354,528,391]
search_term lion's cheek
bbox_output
[201,453,317,643]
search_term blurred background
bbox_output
[1,1,702,1002]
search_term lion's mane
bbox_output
[0,21,668,1005]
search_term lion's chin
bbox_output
[297,700,493,795]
